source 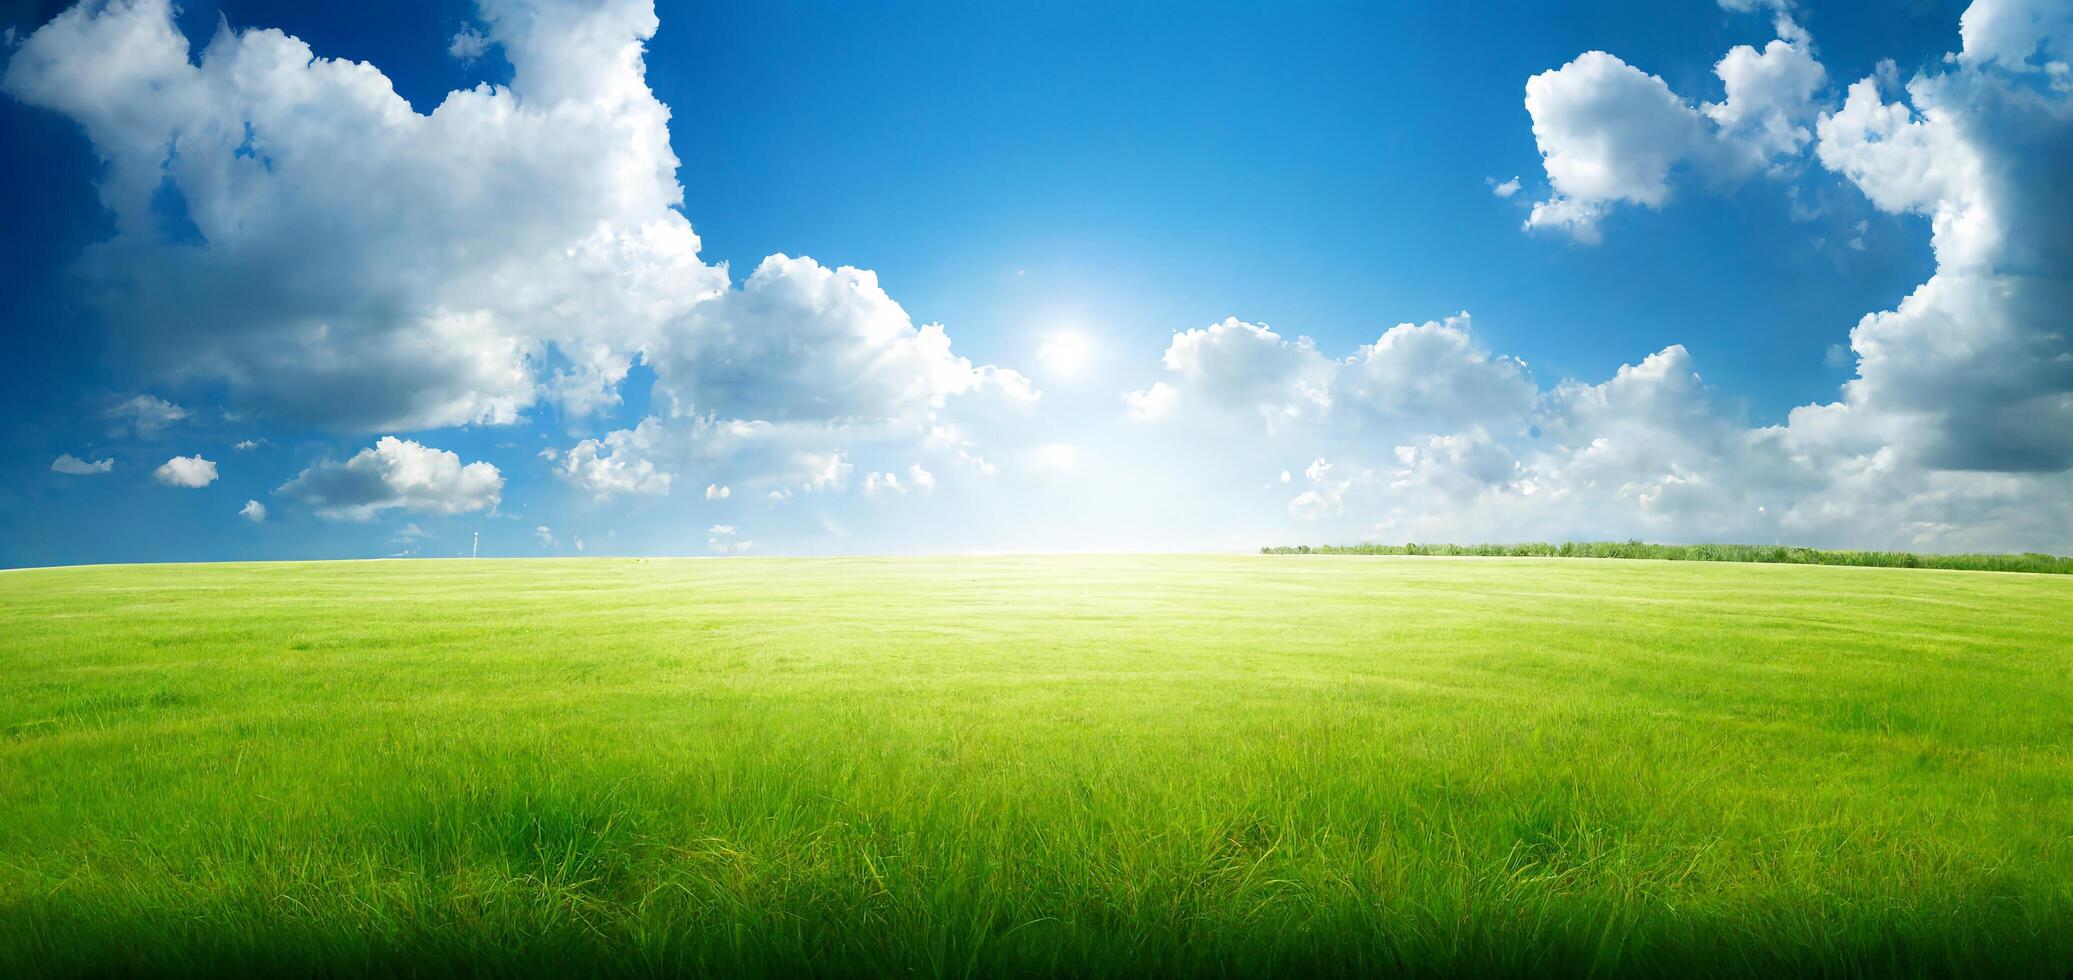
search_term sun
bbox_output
[1036,330,1093,377]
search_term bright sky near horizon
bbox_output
[2,0,2069,565]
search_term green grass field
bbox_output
[3,556,2071,978]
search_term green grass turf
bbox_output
[2,555,2070,978]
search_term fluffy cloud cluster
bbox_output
[1567,0,2073,487]
[647,255,1034,424]
[551,418,672,501]
[11,0,2070,555]
[3,0,1024,446]
[103,394,187,437]
[1130,313,1536,439]
[276,437,502,521]
[1810,51,2073,474]
[1522,3,1824,240]
[862,464,936,499]
[1175,0,2073,553]
[706,523,751,553]
[51,454,113,475]
[153,454,217,488]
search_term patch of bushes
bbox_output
[1259,540,2073,574]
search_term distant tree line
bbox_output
[1258,541,2073,574]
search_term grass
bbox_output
[1262,541,2073,574]
[2,555,2071,978]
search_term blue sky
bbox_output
[4,0,2070,565]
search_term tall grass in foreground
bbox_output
[4,556,2072,977]
[1262,540,2073,573]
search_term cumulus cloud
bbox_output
[1705,37,1827,164]
[447,25,490,63]
[103,394,187,436]
[1524,52,1711,240]
[1205,0,2073,552]
[1335,314,1537,432]
[1132,313,1536,438]
[1522,8,1825,240]
[3,0,1025,443]
[707,523,750,553]
[556,417,672,499]
[794,451,853,492]
[1124,381,1177,421]
[277,437,502,520]
[239,499,265,522]
[861,470,904,497]
[1144,318,1334,432]
[647,254,1036,425]
[861,464,933,499]
[153,454,218,487]
[1287,458,1349,521]
[704,483,730,499]
[1958,0,2073,69]
[1807,50,2073,473]
[51,454,114,475]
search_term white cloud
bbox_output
[1705,37,1827,163]
[233,439,262,451]
[1804,24,2073,473]
[277,437,502,520]
[862,470,905,497]
[1487,176,1522,198]
[153,454,217,487]
[1287,458,1349,521]
[103,394,187,437]
[1958,0,2073,70]
[1390,430,1519,500]
[1524,52,1710,240]
[1343,0,2061,553]
[1522,11,1826,241]
[707,523,751,553]
[1134,313,1536,439]
[239,499,265,522]
[556,418,672,499]
[646,253,1036,425]
[535,525,556,547]
[794,451,852,492]
[1151,318,1334,431]
[1124,381,1177,421]
[1334,314,1537,432]
[860,464,934,498]
[51,454,114,475]
[704,483,730,499]
[447,25,490,63]
[2,0,1027,440]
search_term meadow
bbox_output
[1261,541,2073,574]
[2,555,2070,978]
